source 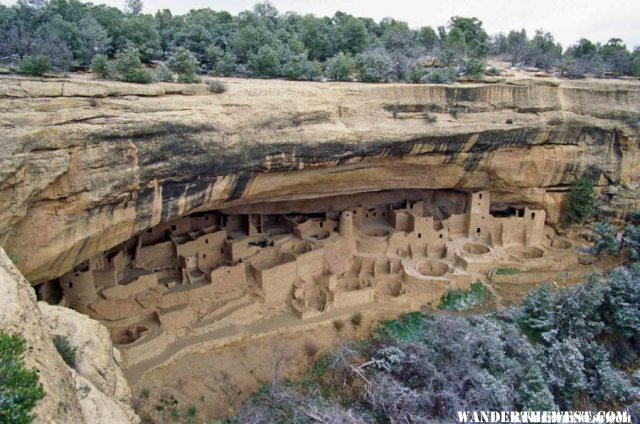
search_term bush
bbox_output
[355,49,394,83]
[115,47,153,84]
[438,282,486,311]
[333,319,345,332]
[167,47,200,83]
[207,80,227,93]
[126,67,153,84]
[424,113,437,123]
[350,312,363,327]
[593,220,618,256]
[563,176,595,226]
[90,54,110,79]
[154,63,173,82]
[420,67,458,84]
[462,58,486,77]
[325,52,354,81]
[53,335,76,368]
[19,55,51,76]
[0,332,46,424]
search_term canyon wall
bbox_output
[0,75,638,283]
[0,248,139,423]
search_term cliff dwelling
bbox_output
[35,188,582,367]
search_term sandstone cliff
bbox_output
[0,75,638,283]
[0,248,139,423]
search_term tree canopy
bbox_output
[1,0,638,83]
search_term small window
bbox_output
[205,239,209,244]
[439,234,443,239]
[531,212,536,220]
[366,213,369,218]
[320,222,323,228]
[382,212,386,217]
[418,233,422,239]
[205,216,209,220]
[373,212,377,217]
[353,210,356,214]
[203,254,207,259]
[171,225,176,231]
[221,248,224,253]
[477,227,481,233]
[68,282,74,289]
[146,229,152,233]
[479,193,483,199]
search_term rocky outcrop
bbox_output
[0,248,139,423]
[39,303,139,423]
[0,75,639,283]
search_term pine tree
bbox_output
[563,176,595,226]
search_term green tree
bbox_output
[167,47,199,83]
[355,49,393,82]
[334,14,368,55]
[90,54,110,79]
[115,46,152,83]
[249,45,280,77]
[214,52,238,77]
[325,52,354,81]
[527,29,562,70]
[600,38,631,75]
[124,0,143,16]
[518,283,554,336]
[121,14,161,62]
[593,220,618,256]
[296,15,334,61]
[417,26,438,52]
[380,18,414,52]
[505,29,529,63]
[448,16,488,58]
[563,176,595,226]
[19,54,51,76]
[0,333,46,424]
[622,224,640,261]
[154,63,173,82]
[573,38,597,58]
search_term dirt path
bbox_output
[124,300,419,385]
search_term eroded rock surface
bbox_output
[0,248,139,423]
[1,75,639,283]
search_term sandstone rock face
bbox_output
[0,75,639,283]
[0,248,139,423]
[38,303,139,423]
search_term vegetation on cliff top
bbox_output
[2,0,639,82]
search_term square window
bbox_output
[418,233,422,238]
[477,228,481,233]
